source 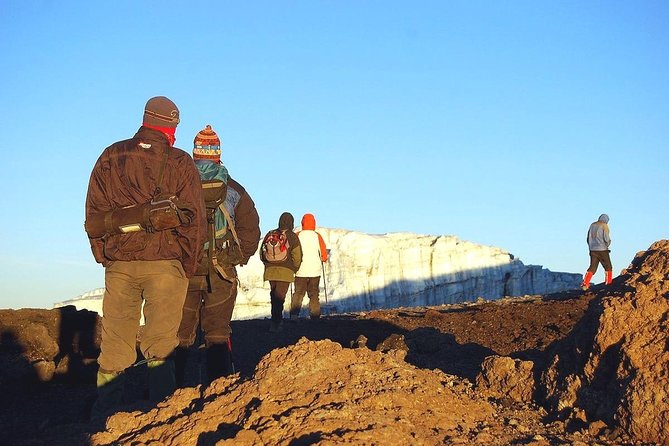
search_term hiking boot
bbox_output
[90,370,125,422]
[147,358,176,402]
[174,346,189,388]
[581,271,594,291]
[205,342,233,383]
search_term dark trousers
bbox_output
[588,250,612,273]
[178,271,237,348]
[290,276,321,318]
[269,280,290,323]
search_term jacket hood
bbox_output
[278,212,294,230]
[301,213,316,230]
[194,159,228,182]
[598,214,609,223]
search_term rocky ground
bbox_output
[1,241,668,445]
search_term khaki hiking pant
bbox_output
[178,271,238,348]
[290,276,321,318]
[587,250,612,273]
[98,259,188,374]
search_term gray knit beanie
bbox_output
[143,96,180,128]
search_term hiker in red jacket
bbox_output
[290,213,329,319]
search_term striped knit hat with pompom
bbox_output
[193,124,221,162]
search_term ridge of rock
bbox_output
[541,240,669,445]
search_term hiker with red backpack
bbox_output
[175,125,260,385]
[260,212,302,332]
[581,213,613,290]
[290,213,329,320]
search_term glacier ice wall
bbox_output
[56,228,582,320]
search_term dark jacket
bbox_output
[261,212,302,282]
[224,176,261,265]
[85,126,207,277]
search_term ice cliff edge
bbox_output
[56,228,582,319]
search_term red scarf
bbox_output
[143,123,176,146]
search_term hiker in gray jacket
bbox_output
[581,213,612,290]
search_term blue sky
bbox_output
[1,1,667,309]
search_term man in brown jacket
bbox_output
[85,96,206,419]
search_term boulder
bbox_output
[476,355,535,404]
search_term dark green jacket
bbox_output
[261,212,302,282]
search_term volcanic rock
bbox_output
[541,240,669,445]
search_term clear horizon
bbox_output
[1,1,667,309]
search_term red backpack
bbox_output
[261,229,289,263]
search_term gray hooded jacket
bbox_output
[587,214,611,251]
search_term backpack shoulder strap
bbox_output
[153,146,170,196]
[218,203,241,247]
[211,202,242,282]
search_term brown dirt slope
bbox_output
[1,241,668,445]
[542,240,669,445]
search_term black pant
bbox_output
[269,280,290,323]
[178,272,237,348]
